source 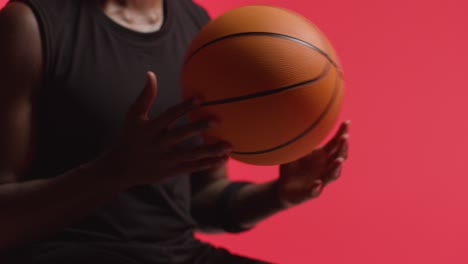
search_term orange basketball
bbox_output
[181,5,344,165]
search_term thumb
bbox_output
[128,71,158,120]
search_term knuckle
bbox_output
[177,120,209,136]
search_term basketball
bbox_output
[181,5,344,165]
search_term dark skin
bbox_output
[0,0,350,249]
[191,122,349,231]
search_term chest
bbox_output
[47,37,195,139]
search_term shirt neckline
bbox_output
[88,0,173,45]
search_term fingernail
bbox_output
[311,181,323,196]
[336,157,345,163]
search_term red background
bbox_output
[2,0,468,263]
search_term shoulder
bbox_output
[11,0,82,23]
[4,0,84,78]
[8,0,82,29]
[1,1,38,26]
[10,0,79,13]
[176,0,211,28]
[0,2,42,104]
[0,2,42,73]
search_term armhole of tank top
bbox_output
[12,0,53,86]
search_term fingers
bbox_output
[172,155,229,175]
[327,134,349,163]
[323,121,349,184]
[151,97,201,131]
[127,71,158,120]
[293,156,344,201]
[321,134,348,185]
[167,141,232,163]
[307,180,323,199]
[323,120,350,154]
[160,117,219,147]
[322,157,345,184]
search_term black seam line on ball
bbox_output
[184,32,341,71]
[200,62,331,107]
[231,73,340,155]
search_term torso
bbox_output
[12,0,212,262]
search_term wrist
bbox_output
[218,181,254,233]
[270,179,291,210]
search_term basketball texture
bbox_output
[181,5,344,165]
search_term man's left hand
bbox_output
[277,120,350,207]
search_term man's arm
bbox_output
[191,164,285,233]
[191,122,350,233]
[0,3,127,250]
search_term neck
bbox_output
[99,0,165,32]
[107,0,162,12]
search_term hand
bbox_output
[102,72,232,188]
[277,121,350,207]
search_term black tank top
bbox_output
[12,0,213,262]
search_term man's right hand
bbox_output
[104,71,233,188]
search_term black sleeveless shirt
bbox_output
[12,0,214,263]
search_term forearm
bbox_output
[192,178,286,233]
[0,156,125,250]
[228,180,286,229]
